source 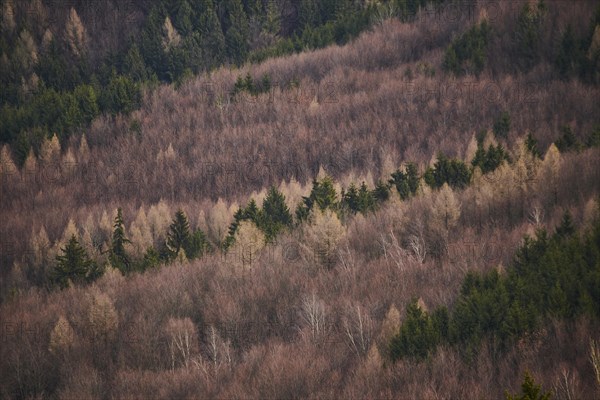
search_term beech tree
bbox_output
[65,8,87,57]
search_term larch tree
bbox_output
[129,207,153,257]
[302,208,345,268]
[39,133,61,164]
[1,0,16,34]
[0,144,17,177]
[88,291,119,342]
[229,220,265,269]
[23,148,37,177]
[432,183,461,232]
[49,316,76,357]
[65,7,87,57]
[147,200,172,243]
[162,16,182,50]
[538,143,562,207]
[78,134,90,163]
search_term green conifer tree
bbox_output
[166,209,192,261]
[110,208,130,273]
[53,235,97,288]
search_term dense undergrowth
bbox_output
[1,0,600,398]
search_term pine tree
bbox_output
[52,235,97,288]
[166,210,192,261]
[264,0,281,35]
[124,43,149,82]
[225,0,249,65]
[472,143,509,174]
[493,111,511,139]
[555,126,581,153]
[373,180,391,203]
[197,0,225,68]
[174,0,194,36]
[424,154,471,189]
[311,176,338,211]
[555,210,575,238]
[260,186,293,241]
[514,2,546,72]
[110,208,130,273]
[525,132,542,158]
[389,299,438,360]
[298,0,321,32]
[357,182,375,213]
[342,183,360,213]
[505,371,551,400]
[140,5,168,80]
[188,228,210,259]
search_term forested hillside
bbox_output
[1,0,600,398]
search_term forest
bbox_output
[1,0,600,398]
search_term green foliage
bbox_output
[224,0,250,65]
[493,111,511,139]
[341,182,376,214]
[224,199,261,248]
[197,0,226,68]
[137,246,161,271]
[471,143,510,174]
[259,186,293,242]
[231,73,272,98]
[110,208,131,273]
[224,188,292,246]
[525,133,542,158]
[424,154,472,189]
[514,1,546,72]
[390,210,600,362]
[296,176,339,222]
[99,73,142,115]
[390,162,420,200]
[373,180,391,203]
[393,0,432,21]
[587,125,600,148]
[1,0,384,152]
[389,300,444,360]
[443,20,491,76]
[166,210,192,260]
[298,0,321,31]
[164,209,208,261]
[555,24,582,80]
[554,126,582,153]
[505,371,551,400]
[174,0,194,36]
[52,235,100,289]
[124,43,150,82]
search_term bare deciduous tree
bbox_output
[300,292,327,343]
[343,303,374,357]
[165,317,197,370]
